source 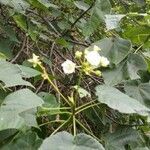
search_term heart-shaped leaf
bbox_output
[0,89,44,131]
[39,131,105,150]
[95,85,150,115]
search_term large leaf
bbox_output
[102,54,147,86]
[133,0,146,6]
[27,0,58,10]
[38,92,59,108]
[95,85,150,115]
[123,25,150,48]
[0,89,44,131]
[13,14,27,31]
[0,60,33,87]
[104,15,125,30]
[82,0,111,36]
[17,65,41,78]
[1,89,44,114]
[143,51,150,73]
[104,127,143,150]
[0,0,30,14]
[38,92,60,115]
[125,80,150,108]
[2,131,42,150]
[0,39,12,59]
[0,25,19,43]
[74,1,89,11]
[94,0,111,20]
[0,129,17,144]
[0,112,24,132]
[20,108,39,128]
[82,13,100,36]
[0,90,8,105]
[37,0,58,9]
[39,131,104,150]
[13,14,40,41]
[93,37,132,65]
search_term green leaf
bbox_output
[133,0,146,6]
[94,0,111,21]
[38,92,59,108]
[143,51,150,73]
[38,92,60,115]
[27,0,58,10]
[1,89,44,113]
[95,85,150,115]
[56,38,69,48]
[20,109,39,128]
[37,0,58,9]
[105,127,143,150]
[0,60,33,87]
[104,15,125,30]
[0,0,30,14]
[0,89,44,131]
[123,25,150,48]
[0,112,24,132]
[94,37,132,65]
[103,54,147,86]
[125,80,150,108]
[0,25,19,43]
[13,14,28,31]
[17,65,41,78]
[74,1,89,11]
[0,90,8,105]
[82,13,100,36]
[0,129,17,144]
[0,39,12,59]
[82,0,111,36]
[39,131,105,150]
[13,14,40,41]
[2,131,42,150]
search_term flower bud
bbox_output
[95,70,102,76]
[75,51,82,58]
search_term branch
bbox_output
[61,0,96,36]
[11,36,26,63]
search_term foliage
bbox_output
[0,0,150,149]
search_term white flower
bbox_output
[85,51,101,67]
[61,59,76,74]
[100,56,110,67]
[28,53,41,67]
[93,45,101,51]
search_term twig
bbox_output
[36,80,45,93]
[11,36,26,63]
[66,39,89,47]
[61,0,96,36]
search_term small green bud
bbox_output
[95,70,102,76]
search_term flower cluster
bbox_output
[61,45,110,75]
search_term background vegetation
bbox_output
[0,0,150,149]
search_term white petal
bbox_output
[85,51,101,67]
[61,59,76,74]
[93,45,101,51]
[100,56,110,67]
